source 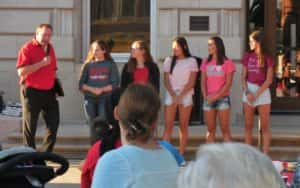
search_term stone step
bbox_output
[7,132,300,147]
[4,140,300,161]
[7,133,90,145]
[3,124,300,161]
[2,143,89,159]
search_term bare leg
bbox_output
[244,102,255,145]
[204,109,217,143]
[257,104,271,154]
[163,103,177,141]
[218,108,231,142]
[178,104,193,154]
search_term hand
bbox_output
[102,85,112,92]
[94,88,103,95]
[42,56,51,67]
[246,93,256,104]
[170,92,179,105]
[206,95,218,103]
[174,95,183,105]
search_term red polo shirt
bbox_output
[16,39,57,90]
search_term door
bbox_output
[247,0,300,113]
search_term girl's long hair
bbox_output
[170,37,191,74]
[250,30,266,67]
[80,40,113,76]
[127,40,154,73]
[98,88,122,156]
[207,36,228,65]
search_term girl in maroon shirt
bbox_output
[242,30,274,154]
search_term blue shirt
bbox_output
[91,145,179,188]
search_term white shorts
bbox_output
[164,90,193,107]
[242,82,271,107]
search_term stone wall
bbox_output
[0,0,248,125]
[156,0,246,124]
[0,0,84,124]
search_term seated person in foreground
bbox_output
[91,83,179,188]
[81,121,185,188]
[178,142,285,188]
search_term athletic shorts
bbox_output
[242,82,271,107]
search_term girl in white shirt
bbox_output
[163,37,198,154]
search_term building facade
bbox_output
[0,0,298,125]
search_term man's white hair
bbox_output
[178,143,285,188]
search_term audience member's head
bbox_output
[115,83,160,144]
[178,143,285,188]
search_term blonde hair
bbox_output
[250,30,266,67]
[80,40,112,76]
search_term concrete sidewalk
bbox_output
[46,161,81,188]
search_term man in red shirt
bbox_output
[16,24,59,152]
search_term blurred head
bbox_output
[35,24,53,47]
[172,37,191,58]
[207,36,227,65]
[178,143,285,188]
[128,40,153,72]
[115,84,160,143]
[85,40,112,63]
[130,40,153,62]
[249,30,264,52]
[249,30,266,66]
[170,37,191,74]
[93,117,114,139]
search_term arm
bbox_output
[102,62,120,93]
[201,71,207,99]
[151,63,160,93]
[18,56,50,78]
[254,66,273,98]
[81,84,101,95]
[163,73,176,97]
[79,64,102,95]
[178,71,197,98]
[81,141,102,188]
[241,65,248,91]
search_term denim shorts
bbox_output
[203,96,231,111]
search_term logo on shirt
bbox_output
[206,65,224,76]
[247,57,263,74]
[89,67,109,80]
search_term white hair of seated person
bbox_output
[178,143,285,188]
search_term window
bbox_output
[247,0,300,113]
[91,0,150,53]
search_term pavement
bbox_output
[46,161,81,188]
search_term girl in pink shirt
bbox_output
[242,30,274,154]
[200,36,235,143]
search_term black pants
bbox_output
[20,85,59,152]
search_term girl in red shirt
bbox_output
[121,40,160,93]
